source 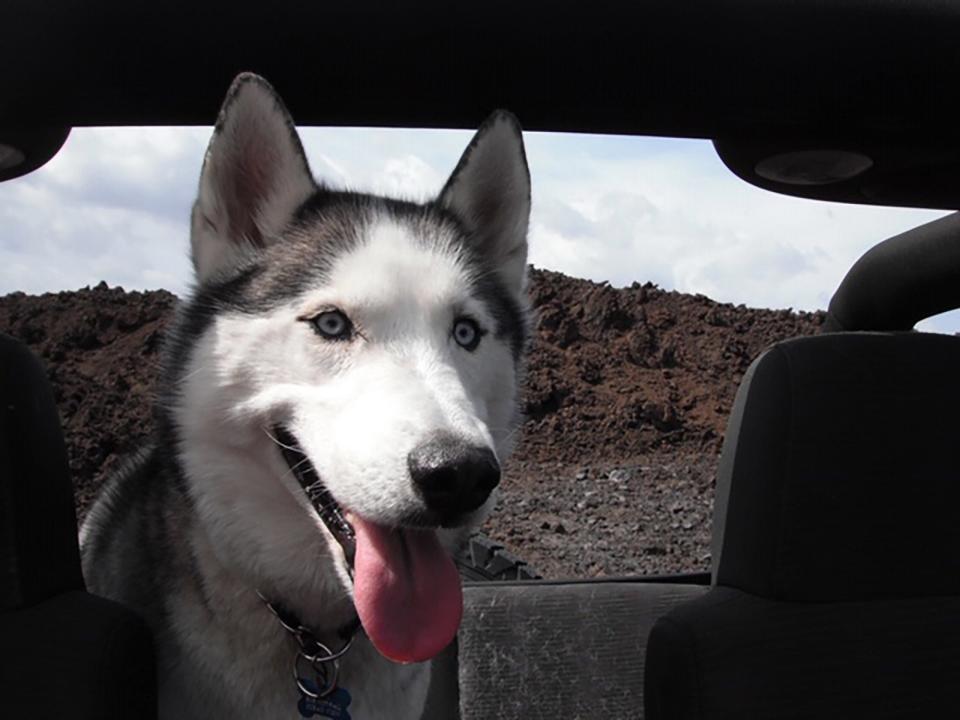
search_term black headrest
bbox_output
[712,332,960,601]
[0,333,83,610]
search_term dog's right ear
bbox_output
[190,73,316,283]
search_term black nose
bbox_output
[408,434,501,522]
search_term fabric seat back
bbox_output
[645,332,960,719]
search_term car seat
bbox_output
[644,332,960,718]
[0,333,157,718]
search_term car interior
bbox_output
[3,1,959,717]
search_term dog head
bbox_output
[167,73,530,662]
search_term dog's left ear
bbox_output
[190,73,317,283]
[438,111,531,295]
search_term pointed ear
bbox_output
[438,111,531,295]
[190,73,317,282]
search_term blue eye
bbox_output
[453,317,482,351]
[311,310,352,340]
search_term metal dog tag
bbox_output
[296,678,352,719]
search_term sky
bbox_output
[1,125,958,333]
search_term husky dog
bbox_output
[80,73,530,719]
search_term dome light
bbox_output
[755,150,873,186]
[0,143,26,171]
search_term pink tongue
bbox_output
[352,515,463,663]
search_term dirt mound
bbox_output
[0,282,176,510]
[521,269,822,464]
[0,270,824,577]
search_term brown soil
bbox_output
[0,270,824,578]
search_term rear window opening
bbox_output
[0,126,954,578]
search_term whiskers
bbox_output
[261,427,345,523]
[261,425,313,483]
[262,425,299,453]
[487,422,524,451]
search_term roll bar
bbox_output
[824,212,960,332]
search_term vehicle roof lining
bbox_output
[5,1,959,134]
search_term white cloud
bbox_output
[522,132,948,318]
[0,127,203,295]
[0,126,956,333]
[375,154,443,200]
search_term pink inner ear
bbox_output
[221,138,277,247]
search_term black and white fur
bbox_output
[80,73,531,720]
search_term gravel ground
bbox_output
[486,455,717,577]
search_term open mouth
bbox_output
[273,426,464,664]
[273,426,357,566]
